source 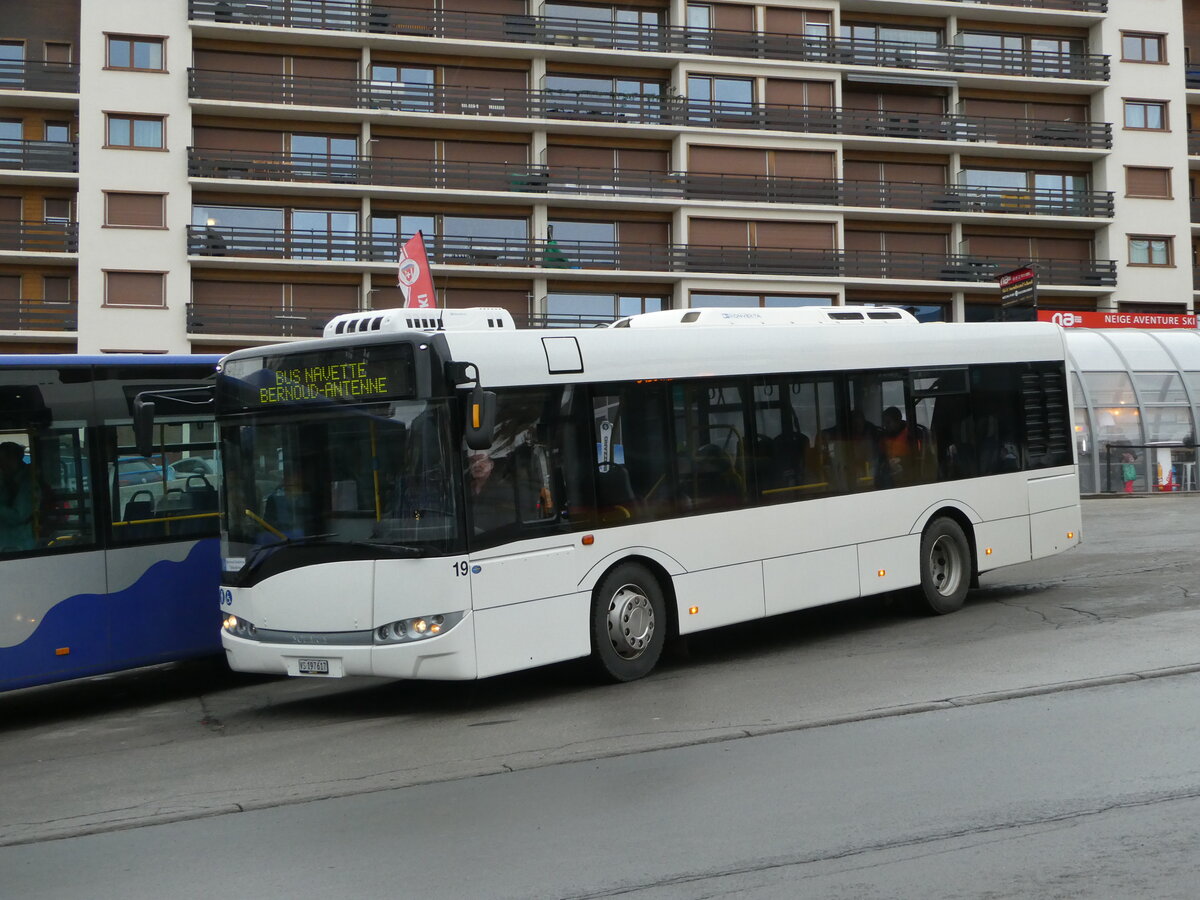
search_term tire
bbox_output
[917,517,971,615]
[590,562,667,683]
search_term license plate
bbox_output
[297,658,330,675]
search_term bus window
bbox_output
[591,383,674,523]
[972,365,1025,475]
[914,367,971,481]
[470,388,577,546]
[754,377,838,501]
[107,419,220,544]
[0,377,97,556]
[845,372,920,490]
[673,380,750,513]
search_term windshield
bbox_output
[220,399,463,568]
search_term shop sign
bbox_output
[1037,310,1198,329]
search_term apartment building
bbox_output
[0,0,1196,353]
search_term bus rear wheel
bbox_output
[591,563,666,683]
[917,517,971,615]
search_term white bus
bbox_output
[212,307,1080,683]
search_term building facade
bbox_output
[1,0,1198,353]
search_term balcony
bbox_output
[1190,134,1200,157]
[0,300,77,331]
[188,71,1113,151]
[1192,199,1200,224]
[189,148,1113,218]
[186,225,1117,286]
[1188,67,1200,90]
[0,61,80,94]
[188,1,1109,80]
[0,140,78,173]
[0,221,79,253]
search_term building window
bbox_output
[687,74,753,115]
[105,113,165,149]
[44,121,70,142]
[106,35,165,72]
[44,42,72,63]
[42,275,71,303]
[369,64,434,111]
[1128,236,1173,266]
[105,271,166,307]
[43,198,71,223]
[105,192,166,228]
[1124,100,1168,131]
[1125,167,1172,198]
[0,40,23,88]
[1121,32,1165,63]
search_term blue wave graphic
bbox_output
[1,540,223,692]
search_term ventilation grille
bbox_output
[323,307,516,338]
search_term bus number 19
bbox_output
[453,560,470,577]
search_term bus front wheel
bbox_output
[591,563,666,682]
[918,518,971,615]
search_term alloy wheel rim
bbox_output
[607,584,655,659]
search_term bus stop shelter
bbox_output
[1065,329,1200,493]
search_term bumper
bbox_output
[222,612,478,681]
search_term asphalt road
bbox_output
[1,495,1198,897]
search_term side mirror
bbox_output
[133,397,156,457]
[464,386,497,450]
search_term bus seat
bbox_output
[185,474,219,512]
[596,464,637,523]
[123,490,164,541]
[123,491,155,523]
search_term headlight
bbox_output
[374,611,465,644]
[222,614,258,640]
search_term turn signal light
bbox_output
[877,569,886,577]
[1067,532,1075,539]
[985,547,993,556]
[689,606,699,615]
[55,647,70,656]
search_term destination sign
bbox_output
[257,361,388,405]
[220,343,415,411]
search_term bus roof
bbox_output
[441,320,1068,388]
[0,354,220,368]
[221,314,1067,390]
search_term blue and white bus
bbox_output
[1,355,222,692]
[213,307,1081,684]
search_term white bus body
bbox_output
[216,313,1081,683]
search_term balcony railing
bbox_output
[0,300,77,331]
[185,303,628,336]
[188,148,1114,217]
[1190,133,1200,157]
[188,70,1113,150]
[0,139,78,173]
[0,60,80,94]
[1188,67,1200,90]
[186,225,1117,285]
[186,301,347,337]
[1192,199,1200,224]
[188,1,1108,80]
[0,221,79,253]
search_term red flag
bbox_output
[397,231,436,309]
